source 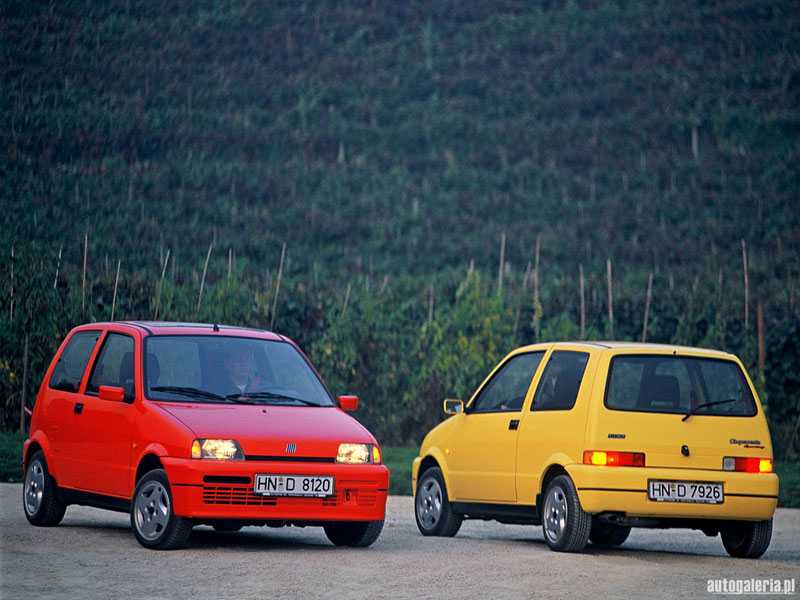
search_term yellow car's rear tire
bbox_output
[721,519,772,559]
[542,475,591,552]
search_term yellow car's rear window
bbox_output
[604,355,757,417]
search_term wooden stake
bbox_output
[197,243,213,313]
[757,301,765,372]
[270,243,286,331]
[227,248,232,282]
[111,260,121,321]
[497,232,506,295]
[9,246,14,322]
[380,275,388,294]
[53,243,62,289]
[20,332,30,434]
[154,249,170,320]
[534,235,541,342]
[579,264,585,338]
[82,231,88,317]
[642,272,653,343]
[428,281,434,324]
[607,258,614,339]
[742,239,749,332]
[341,281,351,318]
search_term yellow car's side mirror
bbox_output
[443,399,464,415]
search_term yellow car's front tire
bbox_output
[415,467,462,537]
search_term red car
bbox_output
[22,322,389,549]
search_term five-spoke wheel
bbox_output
[414,467,462,537]
[131,469,192,550]
[541,475,591,552]
[22,451,66,526]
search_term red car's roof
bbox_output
[81,321,284,340]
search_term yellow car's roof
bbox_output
[510,341,735,359]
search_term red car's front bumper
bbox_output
[163,457,389,522]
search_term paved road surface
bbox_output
[1,484,798,599]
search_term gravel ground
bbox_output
[1,483,798,599]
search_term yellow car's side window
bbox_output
[530,351,589,411]
[470,352,544,413]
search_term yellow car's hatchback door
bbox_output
[450,351,545,502]
[591,352,768,471]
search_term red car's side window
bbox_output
[86,333,136,401]
[48,330,102,393]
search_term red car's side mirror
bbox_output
[338,395,358,411]
[99,385,126,402]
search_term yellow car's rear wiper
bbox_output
[682,398,737,422]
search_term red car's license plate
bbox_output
[253,474,334,497]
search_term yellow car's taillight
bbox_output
[583,450,645,467]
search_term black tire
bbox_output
[541,475,591,553]
[211,520,244,532]
[414,466,463,537]
[23,451,67,526]
[721,519,772,559]
[130,469,192,550]
[323,520,384,547]
[589,522,631,547]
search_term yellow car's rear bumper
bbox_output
[570,465,778,521]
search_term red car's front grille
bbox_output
[202,480,378,508]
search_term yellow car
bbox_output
[412,342,778,558]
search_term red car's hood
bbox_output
[156,403,375,458]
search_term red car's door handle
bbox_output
[508,419,519,430]
[74,402,84,415]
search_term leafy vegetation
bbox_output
[1,1,799,461]
[776,461,800,509]
[383,446,418,496]
[0,430,25,483]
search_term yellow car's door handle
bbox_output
[508,419,519,430]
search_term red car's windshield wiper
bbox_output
[150,386,225,402]
[227,391,322,406]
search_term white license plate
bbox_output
[253,474,334,497]
[648,480,723,504]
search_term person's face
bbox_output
[225,350,251,383]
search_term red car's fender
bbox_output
[23,430,57,479]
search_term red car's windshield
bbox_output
[144,335,334,406]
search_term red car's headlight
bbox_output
[191,439,244,460]
[336,443,381,464]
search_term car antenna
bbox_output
[213,323,220,332]
[584,310,603,341]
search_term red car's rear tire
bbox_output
[23,451,67,527]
